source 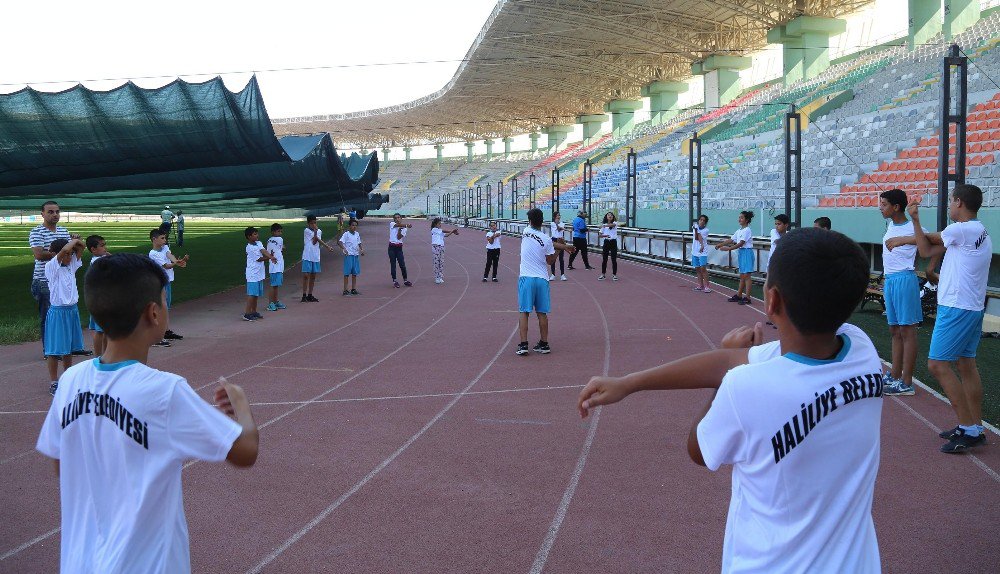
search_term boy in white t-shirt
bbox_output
[579,228,883,574]
[691,214,711,293]
[85,235,110,356]
[338,218,365,296]
[37,253,259,574]
[266,223,286,312]
[764,214,790,327]
[301,215,335,302]
[244,227,276,321]
[43,237,86,395]
[907,185,992,453]
[516,208,575,355]
[484,221,502,282]
[148,229,189,347]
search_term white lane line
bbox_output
[529,274,611,574]
[0,527,60,562]
[248,384,584,407]
[475,418,552,426]
[246,326,519,574]
[254,366,354,373]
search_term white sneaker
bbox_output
[560,274,567,281]
[548,274,556,281]
[612,275,618,281]
[598,275,605,280]
[435,278,443,284]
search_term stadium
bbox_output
[2,1,999,573]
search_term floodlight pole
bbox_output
[939,44,968,231]
[784,105,802,228]
[583,159,593,223]
[625,148,637,227]
[688,132,702,228]
[552,168,560,217]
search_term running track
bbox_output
[1,219,997,573]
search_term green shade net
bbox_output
[0,76,382,216]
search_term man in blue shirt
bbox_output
[568,209,593,270]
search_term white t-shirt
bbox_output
[768,229,783,257]
[698,324,882,574]
[36,359,242,574]
[600,223,618,241]
[246,241,265,282]
[693,225,710,257]
[549,221,565,239]
[340,230,362,256]
[302,227,323,263]
[431,227,445,247]
[267,236,284,274]
[938,219,992,311]
[747,324,865,364]
[732,226,753,249]
[486,230,502,250]
[520,226,555,279]
[44,254,82,306]
[389,222,408,245]
[882,220,923,274]
[148,246,174,282]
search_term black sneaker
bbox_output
[940,429,987,454]
[532,341,551,354]
[251,312,263,320]
[727,295,741,302]
[515,342,529,355]
[301,294,308,303]
[350,289,360,296]
[738,298,752,305]
[306,294,319,302]
[153,339,172,347]
[49,381,58,396]
[342,290,350,296]
[939,425,962,440]
[71,349,94,356]
[482,278,488,283]
[242,313,256,322]
[492,278,498,282]
[164,330,183,340]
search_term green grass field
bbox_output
[0,220,309,345]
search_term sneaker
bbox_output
[251,312,263,319]
[482,278,488,283]
[343,290,350,296]
[612,275,618,281]
[350,289,360,296]
[49,381,58,396]
[403,281,412,287]
[560,274,567,281]
[693,286,704,291]
[883,380,915,396]
[492,278,498,283]
[435,278,443,284]
[301,294,308,303]
[568,265,576,270]
[267,302,279,311]
[164,330,184,340]
[598,275,606,280]
[939,426,962,440]
[702,288,712,293]
[549,274,556,281]
[516,342,529,355]
[727,294,741,302]
[738,297,752,305]
[275,301,287,309]
[153,339,172,346]
[71,349,94,356]
[585,266,595,270]
[306,294,319,302]
[532,341,551,354]
[940,429,987,454]
[394,281,401,288]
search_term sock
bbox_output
[960,424,981,437]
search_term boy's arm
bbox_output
[884,236,916,250]
[906,204,945,257]
[56,238,81,264]
[214,381,259,467]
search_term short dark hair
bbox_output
[527,207,544,227]
[149,228,166,240]
[85,235,104,251]
[879,188,907,210]
[306,215,318,223]
[244,226,258,238]
[348,219,358,227]
[85,254,168,340]
[774,214,790,225]
[953,183,983,212]
[41,201,58,212]
[553,211,560,218]
[740,210,755,223]
[698,214,709,223]
[49,238,69,254]
[814,216,832,230]
[393,213,402,218]
[431,217,442,228]
[270,223,283,233]
[766,228,868,335]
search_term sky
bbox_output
[0,0,499,118]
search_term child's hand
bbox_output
[721,323,764,349]
[214,377,245,417]
[884,237,906,251]
[182,254,190,261]
[578,376,630,418]
[906,200,920,220]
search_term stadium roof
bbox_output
[272,0,872,147]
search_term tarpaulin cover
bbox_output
[0,76,381,215]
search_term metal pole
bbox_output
[939,44,968,231]
[688,132,701,227]
[784,105,802,227]
[552,168,560,217]
[486,183,492,219]
[498,180,504,218]
[529,173,536,208]
[625,148,637,227]
[512,177,518,219]
[476,185,482,218]
[583,159,593,223]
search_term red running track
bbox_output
[1,219,997,573]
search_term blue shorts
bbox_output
[270,272,283,287]
[737,248,755,274]
[247,280,264,297]
[88,315,103,333]
[303,260,321,274]
[165,282,173,309]
[884,271,922,326]
[343,255,361,276]
[44,305,84,357]
[692,255,707,268]
[518,276,551,314]
[929,305,984,361]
